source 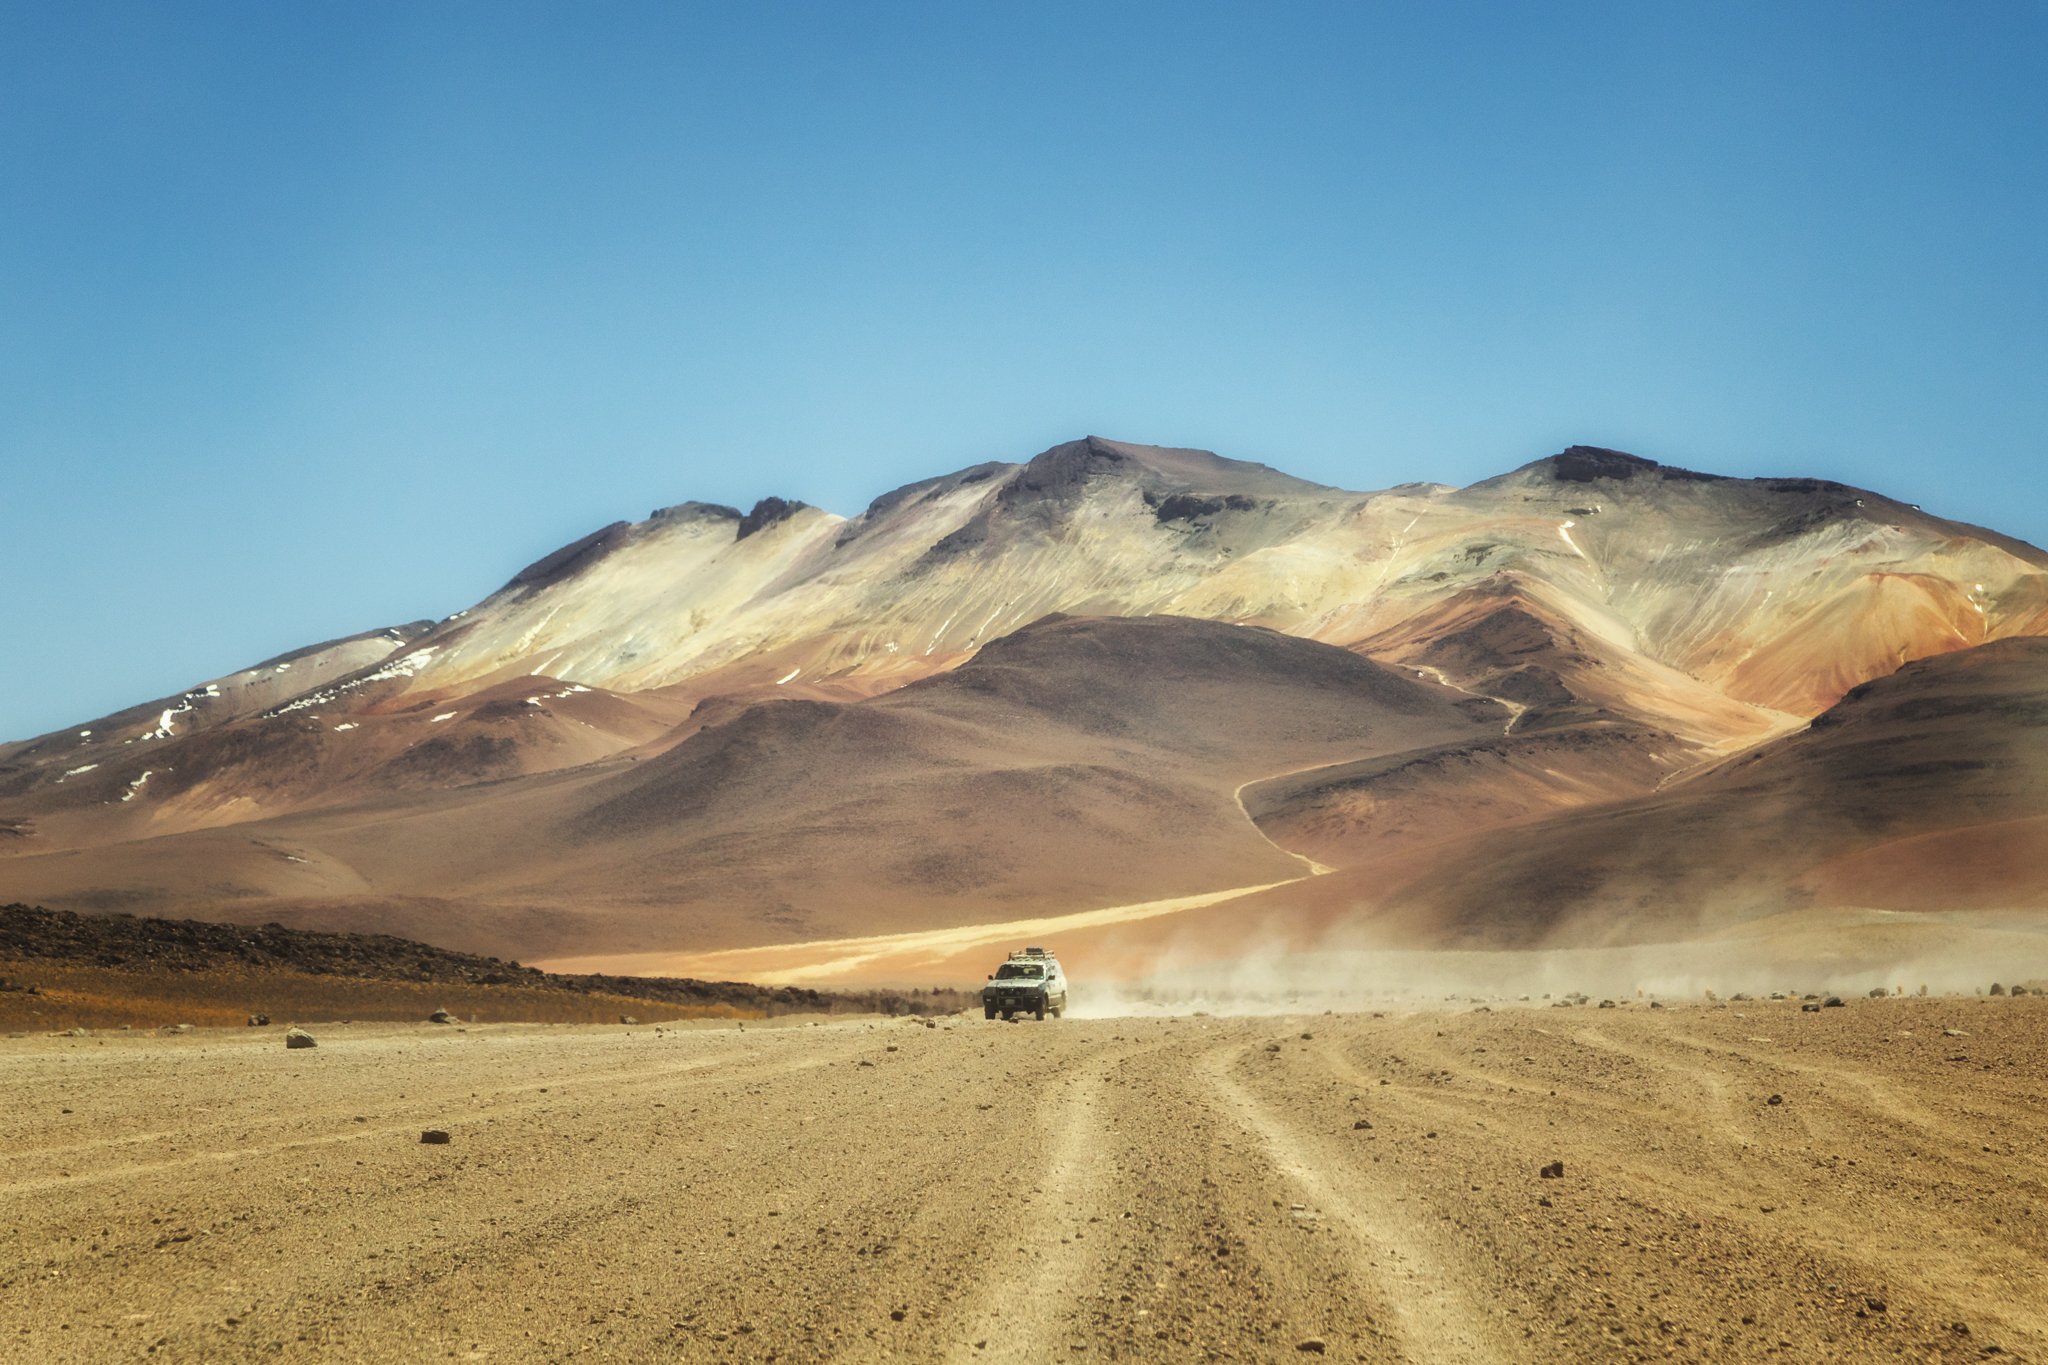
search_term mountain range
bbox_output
[5,436,2045,985]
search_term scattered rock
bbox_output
[1867,988,1888,999]
[419,1129,451,1144]
[1767,1094,1783,1106]
[429,1008,460,1024]
[1989,983,2006,996]
[161,1023,193,1034]
[1597,999,1616,1009]
[1353,1118,1373,1130]
[1801,1003,1821,1012]
[247,1014,269,1027]
[284,1028,317,1049]
[1539,1161,1564,1179]
[619,1015,640,1025]
[1823,996,1845,1008]
[2012,985,2030,997]
[1296,1339,1327,1355]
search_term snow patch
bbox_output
[430,712,458,724]
[140,697,197,740]
[332,722,358,732]
[120,770,153,802]
[63,763,99,777]
[78,730,92,738]
[775,668,801,685]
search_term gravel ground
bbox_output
[3,998,2044,1363]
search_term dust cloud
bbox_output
[1067,907,2048,1018]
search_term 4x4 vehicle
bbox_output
[982,947,1067,1020]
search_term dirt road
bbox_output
[5,999,2045,1362]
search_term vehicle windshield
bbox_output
[995,963,1044,979]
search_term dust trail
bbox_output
[1071,909,2048,1018]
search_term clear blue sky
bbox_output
[4,1,2044,741]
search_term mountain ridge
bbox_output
[5,434,2045,977]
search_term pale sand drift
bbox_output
[5,1000,2045,1362]
[534,880,1305,985]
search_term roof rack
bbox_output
[1007,946,1058,961]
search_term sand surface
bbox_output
[5,998,2045,1363]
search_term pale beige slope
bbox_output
[387,439,2047,738]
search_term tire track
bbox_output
[940,1049,1120,1364]
[1197,1039,1512,1364]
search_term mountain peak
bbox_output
[1013,436,1334,497]
[1544,445,1732,484]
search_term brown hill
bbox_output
[0,617,1498,959]
[1150,635,2048,961]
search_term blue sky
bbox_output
[3,1,2044,741]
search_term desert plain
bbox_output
[6,992,2045,1364]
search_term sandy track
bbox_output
[5,999,2046,1362]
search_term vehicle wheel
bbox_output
[1035,998,1047,1021]
[1001,1011,1013,1021]
[984,1005,995,1020]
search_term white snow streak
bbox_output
[332,722,358,732]
[1557,520,1589,561]
[120,770,152,802]
[430,712,458,723]
[775,668,801,685]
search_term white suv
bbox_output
[981,947,1067,1020]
